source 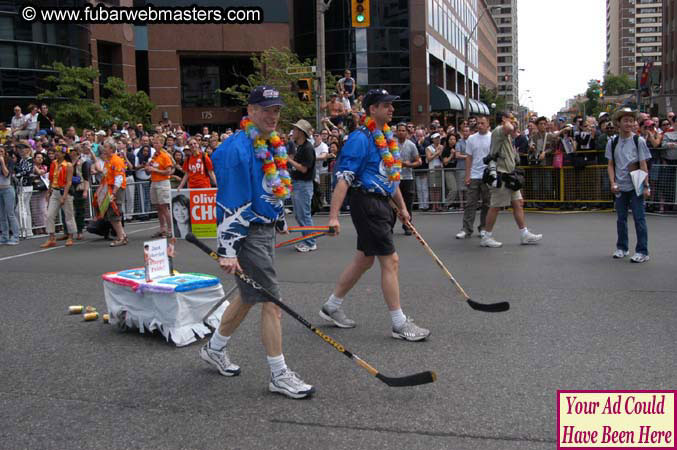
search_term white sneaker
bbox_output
[199,343,241,377]
[269,369,315,399]
[520,231,543,245]
[295,243,317,253]
[612,249,630,259]
[630,253,650,263]
[480,235,502,248]
[479,230,487,239]
[392,318,430,342]
[455,230,470,239]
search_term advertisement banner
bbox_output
[171,188,217,239]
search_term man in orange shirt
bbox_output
[176,137,217,190]
[146,134,174,237]
[102,141,128,247]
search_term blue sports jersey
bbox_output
[211,130,285,257]
[335,126,399,196]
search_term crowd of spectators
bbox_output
[0,93,675,248]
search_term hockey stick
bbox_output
[201,284,238,325]
[186,233,436,388]
[390,200,510,313]
[287,226,331,233]
[275,232,327,249]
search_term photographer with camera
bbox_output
[480,112,543,248]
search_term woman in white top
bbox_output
[425,132,444,211]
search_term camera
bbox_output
[482,153,497,165]
[528,151,542,166]
[482,160,499,188]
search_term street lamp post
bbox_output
[464,6,500,119]
[315,0,332,129]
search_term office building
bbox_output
[606,0,663,78]
[487,0,518,112]
[293,0,495,126]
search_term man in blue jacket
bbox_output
[320,89,430,342]
[199,85,315,399]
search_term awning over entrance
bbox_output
[430,85,463,112]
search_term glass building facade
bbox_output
[294,0,412,122]
[0,0,91,118]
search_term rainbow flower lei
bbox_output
[240,117,292,200]
[363,116,402,182]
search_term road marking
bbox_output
[0,225,159,262]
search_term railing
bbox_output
[14,155,677,238]
[17,181,158,238]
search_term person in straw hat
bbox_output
[287,119,318,252]
[605,108,652,263]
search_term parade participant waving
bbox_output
[200,85,315,399]
[176,137,217,190]
[320,89,430,342]
[101,141,128,247]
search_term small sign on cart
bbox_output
[144,239,171,282]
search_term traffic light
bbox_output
[351,0,370,28]
[297,78,312,102]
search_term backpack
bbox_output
[609,135,640,174]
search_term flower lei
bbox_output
[240,117,292,200]
[362,116,402,182]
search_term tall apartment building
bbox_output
[606,0,663,79]
[662,0,676,113]
[487,0,518,112]
[293,0,495,126]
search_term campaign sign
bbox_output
[144,239,171,282]
[171,188,217,239]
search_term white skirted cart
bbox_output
[102,269,229,347]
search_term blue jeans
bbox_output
[0,187,20,242]
[292,180,315,246]
[615,191,648,255]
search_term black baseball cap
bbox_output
[362,89,399,112]
[248,85,284,108]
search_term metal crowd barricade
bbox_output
[411,167,467,210]
[87,180,157,220]
[17,180,160,238]
[15,152,677,239]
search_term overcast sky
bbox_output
[517,0,606,117]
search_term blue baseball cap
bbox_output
[248,85,284,108]
[363,88,399,112]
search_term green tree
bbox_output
[584,79,604,117]
[220,47,337,131]
[603,73,635,96]
[102,77,155,130]
[38,62,107,130]
[480,86,506,115]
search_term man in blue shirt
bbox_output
[320,89,430,342]
[199,86,315,399]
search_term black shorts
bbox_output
[349,189,396,256]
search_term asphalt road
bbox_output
[1,212,675,450]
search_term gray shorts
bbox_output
[235,223,280,304]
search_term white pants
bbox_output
[125,176,135,219]
[415,175,429,209]
[46,190,76,235]
[17,186,33,237]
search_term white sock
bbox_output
[325,294,344,312]
[390,308,407,329]
[485,231,493,237]
[267,354,287,376]
[520,227,529,237]
[209,330,230,351]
